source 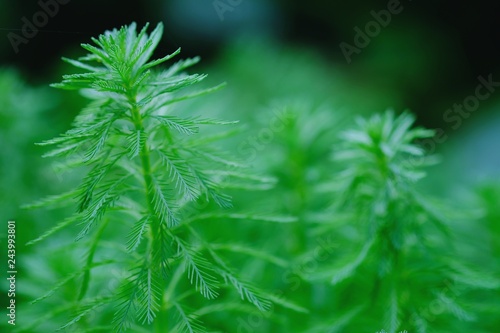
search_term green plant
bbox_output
[303,111,498,332]
[24,22,290,332]
[0,69,61,241]
[0,69,61,333]
[9,21,499,333]
[473,183,500,331]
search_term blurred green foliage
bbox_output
[0,26,499,333]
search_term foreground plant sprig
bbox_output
[29,22,279,332]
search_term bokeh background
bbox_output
[2,0,500,179]
[2,0,500,121]
[1,1,499,332]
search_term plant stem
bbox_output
[129,96,166,332]
[129,103,155,210]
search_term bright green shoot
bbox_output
[29,22,274,332]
